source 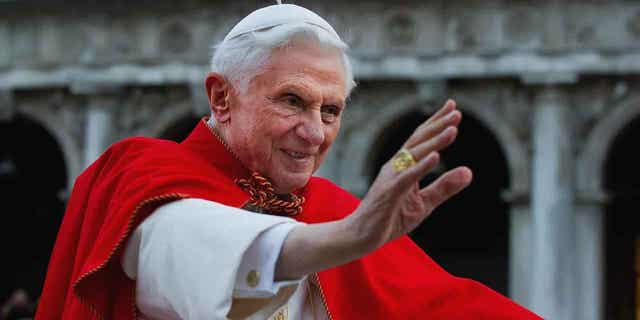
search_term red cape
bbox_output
[36,120,540,319]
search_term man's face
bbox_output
[225,42,347,194]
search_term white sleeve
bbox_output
[234,222,301,298]
[120,198,302,320]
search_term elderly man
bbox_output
[37,3,540,320]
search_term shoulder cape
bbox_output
[36,120,540,319]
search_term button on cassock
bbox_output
[246,270,260,287]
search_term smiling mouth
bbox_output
[282,149,312,160]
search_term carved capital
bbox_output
[70,78,123,96]
[417,80,447,103]
[533,85,569,106]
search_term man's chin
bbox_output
[272,173,312,194]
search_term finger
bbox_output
[396,151,440,187]
[424,99,456,126]
[419,166,473,212]
[404,107,461,149]
[404,104,462,148]
[410,126,458,161]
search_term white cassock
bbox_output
[121,199,329,320]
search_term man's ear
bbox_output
[205,72,231,123]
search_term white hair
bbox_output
[210,23,356,97]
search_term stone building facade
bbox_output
[1,1,639,319]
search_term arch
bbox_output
[339,92,529,195]
[359,94,512,294]
[13,109,81,191]
[572,94,640,320]
[336,90,534,298]
[453,94,529,194]
[0,113,68,304]
[602,114,640,320]
[577,95,640,194]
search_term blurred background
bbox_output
[1,0,639,319]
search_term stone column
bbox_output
[71,81,120,168]
[574,190,607,320]
[502,189,532,306]
[84,100,114,167]
[529,86,575,320]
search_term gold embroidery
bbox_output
[270,305,288,320]
[313,273,333,320]
[306,279,316,318]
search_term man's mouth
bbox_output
[282,149,312,160]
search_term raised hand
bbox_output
[275,100,473,280]
[348,99,473,250]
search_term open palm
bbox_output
[351,100,473,249]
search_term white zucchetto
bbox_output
[223,4,341,42]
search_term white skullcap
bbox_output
[223,4,341,42]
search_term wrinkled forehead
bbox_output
[259,42,348,98]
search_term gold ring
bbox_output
[392,149,416,172]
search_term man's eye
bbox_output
[321,105,341,123]
[284,94,303,107]
[322,105,341,116]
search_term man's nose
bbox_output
[296,112,325,146]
